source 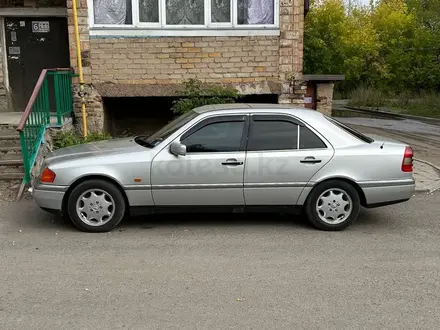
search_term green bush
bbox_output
[171,79,241,115]
[52,131,112,149]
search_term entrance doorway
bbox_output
[4,17,70,112]
[304,81,317,110]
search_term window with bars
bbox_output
[89,0,278,35]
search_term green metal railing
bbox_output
[17,68,74,184]
[50,70,75,126]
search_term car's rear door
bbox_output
[151,114,249,206]
[243,114,334,205]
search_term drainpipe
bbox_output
[72,0,88,137]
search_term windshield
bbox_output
[134,110,199,148]
[325,116,374,144]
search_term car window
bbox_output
[325,116,374,144]
[135,110,199,148]
[299,126,327,149]
[248,120,298,151]
[181,121,244,153]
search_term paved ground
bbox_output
[1,191,440,329]
[1,111,440,329]
[413,160,440,193]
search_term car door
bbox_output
[244,114,334,205]
[151,114,249,206]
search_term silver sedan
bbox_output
[32,104,415,232]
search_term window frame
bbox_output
[246,114,331,152]
[87,0,280,37]
[298,125,329,150]
[246,114,302,152]
[179,114,249,154]
[325,116,375,144]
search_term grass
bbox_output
[52,131,112,150]
[347,87,440,118]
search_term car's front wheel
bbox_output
[67,179,126,232]
[305,180,360,231]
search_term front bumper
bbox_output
[32,183,67,212]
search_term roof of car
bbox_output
[193,103,325,119]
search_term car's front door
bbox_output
[151,114,249,206]
[244,114,334,205]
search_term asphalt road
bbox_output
[1,191,440,329]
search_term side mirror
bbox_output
[170,141,187,156]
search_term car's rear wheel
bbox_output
[305,180,360,231]
[67,179,126,232]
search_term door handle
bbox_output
[300,157,322,164]
[221,158,243,166]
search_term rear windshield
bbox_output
[325,116,374,144]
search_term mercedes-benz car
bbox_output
[32,104,415,232]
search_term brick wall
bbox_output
[67,0,306,133]
[90,37,279,85]
[316,83,334,116]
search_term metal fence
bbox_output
[17,68,74,184]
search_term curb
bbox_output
[342,106,440,125]
[414,158,440,194]
[414,158,440,173]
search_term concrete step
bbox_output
[0,153,23,164]
[0,124,18,135]
[0,172,23,181]
[0,135,20,148]
[0,153,24,172]
[0,150,24,183]
[0,146,21,156]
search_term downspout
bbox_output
[72,0,88,137]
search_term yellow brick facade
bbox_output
[66,0,306,132]
[90,37,280,85]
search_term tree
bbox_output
[303,0,440,94]
[304,0,346,75]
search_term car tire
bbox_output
[304,180,360,231]
[67,179,126,233]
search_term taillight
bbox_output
[401,146,413,172]
[40,167,56,183]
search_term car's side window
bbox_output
[181,120,245,153]
[247,117,299,151]
[299,126,327,149]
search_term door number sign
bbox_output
[32,21,50,33]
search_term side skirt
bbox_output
[129,205,303,217]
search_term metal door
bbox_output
[243,114,334,205]
[304,81,317,110]
[4,17,70,111]
[151,115,248,206]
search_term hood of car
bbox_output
[45,137,146,165]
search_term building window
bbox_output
[88,0,279,36]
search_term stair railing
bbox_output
[16,68,75,184]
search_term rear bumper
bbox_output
[360,180,415,208]
[32,184,66,212]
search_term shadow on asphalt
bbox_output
[29,206,386,233]
[125,213,312,230]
